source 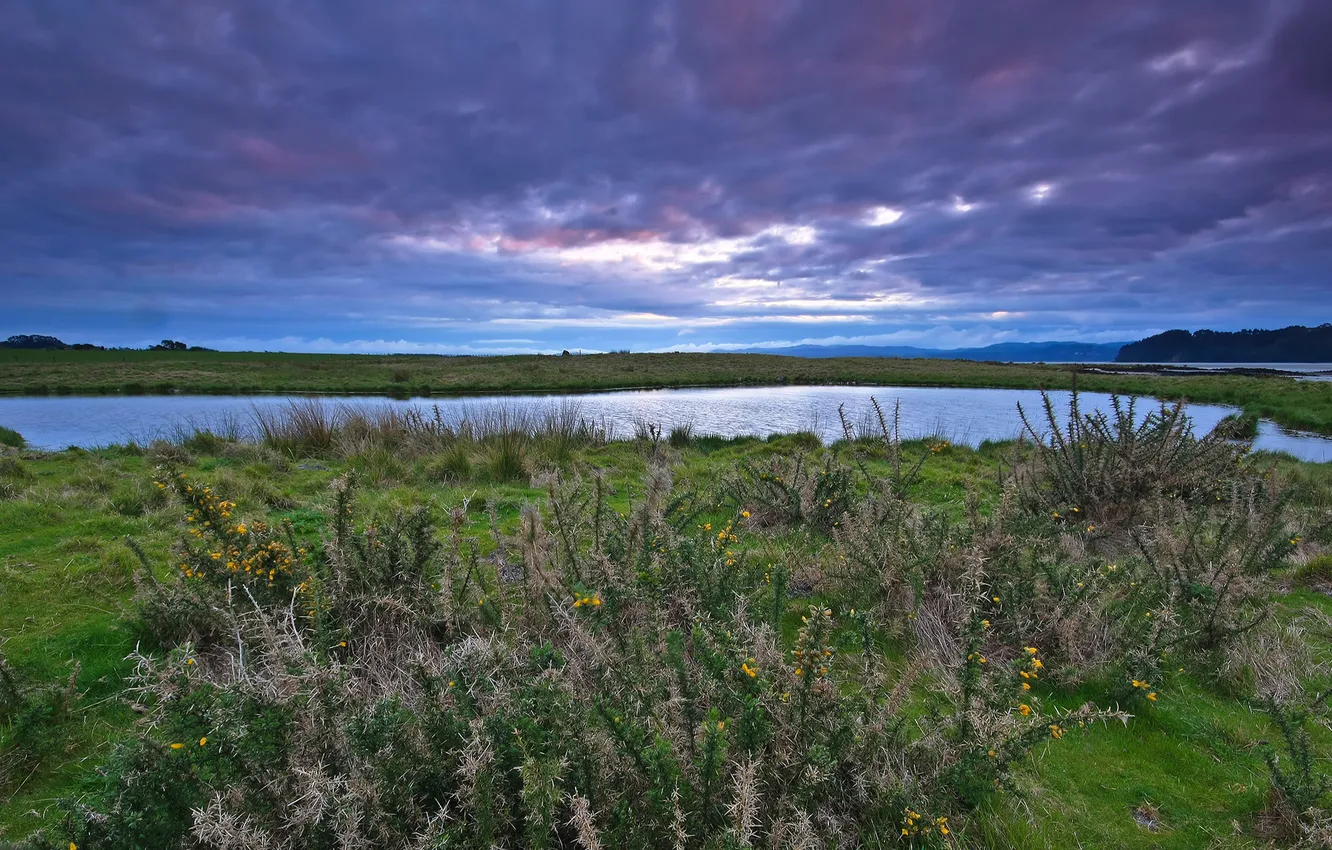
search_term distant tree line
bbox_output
[1117,324,1332,363]
[0,335,214,352]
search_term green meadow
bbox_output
[0,392,1329,849]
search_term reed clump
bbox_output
[252,399,610,478]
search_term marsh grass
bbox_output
[0,456,33,501]
[668,420,695,448]
[0,425,23,448]
[250,399,610,471]
[6,349,1330,436]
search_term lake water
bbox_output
[1,386,1329,462]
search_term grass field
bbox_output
[2,397,1331,848]
[3,349,1332,437]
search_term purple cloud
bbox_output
[1,0,1329,351]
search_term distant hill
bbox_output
[1117,325,1332,363]
[0,335,213,352]
[744,340,1127,363]
[1,334,73,350]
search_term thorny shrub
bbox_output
[1016,390,1248,531]
[0,640,81,789]
[58,468,1121,850]
[1259,691,1332,844]
[722,453,855,533]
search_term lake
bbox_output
[1,386,1330,462]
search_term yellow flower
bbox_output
[170,742,184,750]
[716,721,725,731]
[1147,692,1157,701]
[1018,704,1032,716]
[741,510,750,518]
[199,737,207,746]
[235,524,247,534]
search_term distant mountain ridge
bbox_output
[1117,325,1332,363]
[743,340,1128,362]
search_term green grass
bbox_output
[1,434,1330,846]
[0,426,22,449]
[3,349,1331,436]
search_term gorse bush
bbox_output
[1259,692,1331,841]
[723,453,855,533]
[0,640,81,791]
[69,462,1126,849]
[1016,390,1247,530]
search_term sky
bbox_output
[2,0,1331,354]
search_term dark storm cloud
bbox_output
[1,0,1329,351]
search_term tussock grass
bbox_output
[0,425,23,448]
[250,398,611,466]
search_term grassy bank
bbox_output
[3,349,1332,437]
[3,396,1332,848]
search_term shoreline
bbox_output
[3,350,1331,437]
